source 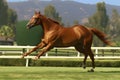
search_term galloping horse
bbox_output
[22,11,113,72]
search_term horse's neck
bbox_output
[41,17,61,34]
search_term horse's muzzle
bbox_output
[26,25,30,29]
[26,24,32,29]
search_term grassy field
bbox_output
[0,67,120,80]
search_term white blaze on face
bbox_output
[29,15,37,24]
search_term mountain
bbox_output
[8,0,120,25]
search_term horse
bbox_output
[21,11,113,72]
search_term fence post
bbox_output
[2,51,5,55]
[55,49,57,56]
[95,49,98,57]
[77,52,80,57]
[25,46,30,67]
[45,53,48,57]
[26,58,29,67]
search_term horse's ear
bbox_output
[34,11,41,14]
[35,10,37,14]
[38,11,41,14]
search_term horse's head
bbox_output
[26,11,42,29]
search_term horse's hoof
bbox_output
[32,56,39,60]
[21,55,25,59]
[83,66,86,69]
[82,64,86,69]
[88,69,94,72]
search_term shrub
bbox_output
[0,58,120,67]
[0,58,26,66]
[16,20,43,46]
[29,58,120,67]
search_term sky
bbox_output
[7,0,120,6]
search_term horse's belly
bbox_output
[54,43,74,47]
[54,39,79,47]
[54,27,82,47]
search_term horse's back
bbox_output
[55,25,93,47]
[72,25,92,37]
[60,25,93,40]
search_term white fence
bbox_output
[0,45,120,67]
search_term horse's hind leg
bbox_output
[87,49,95,72]
[75,46,88,69]
[82,54,88,69]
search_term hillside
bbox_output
[8,0,120,25]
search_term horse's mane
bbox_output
[48,18,60,25]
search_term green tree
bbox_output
[0,25,14,41]
[16,21,43,46]
[73,20,79,25]
[109,9,120,36]
[7,8,17,39]
[44,5,62,24]
[108,9,120,45]
[88,2,109,46]
[88,2,109,31]
[0,0,17,27]
[0,0,8,26]
[7,8,17,26]
[0,0,17,42]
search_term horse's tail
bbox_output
[89,28,114,46]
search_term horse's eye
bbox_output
[35,18,39,20]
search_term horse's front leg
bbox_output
[21,40,47,58]
[33,43,53,60]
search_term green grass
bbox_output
[0,67,120,80]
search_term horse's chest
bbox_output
[44,31,58,42]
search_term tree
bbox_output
[0,25,14,41]
[44,5,62,24]
[7,8,17,39]
[88,2,109,32]
[0,0,17,27]
[0,0,17,42]
[7,8,17,26]
[0,0,8,26]
[108,9,120,45]
[73,20,79,25]
[109,9,120,36]
[88,2,109,46]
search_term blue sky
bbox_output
[7,0,120,6]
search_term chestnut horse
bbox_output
[22,11,113,72]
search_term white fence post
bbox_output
[95,49,98,57]
[45,53,48,57]
[2,51,5,55]
[77,52,80,57]
[25,46,30,67]
[26,58,29,67]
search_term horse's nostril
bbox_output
[27,26,29,29]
